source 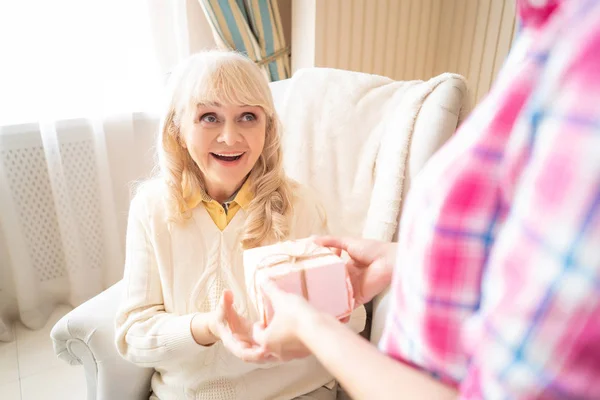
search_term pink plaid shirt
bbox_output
[379,0,600,398]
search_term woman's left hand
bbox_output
[209,290,276,363]
[252,281,321,361]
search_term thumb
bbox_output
[220,290,237,321]
[252,322,267,345]
[222,289,234,306]
[330,246,342,257]
[309,235,342,257]
[252,322,281,360]
[313,236,348,250]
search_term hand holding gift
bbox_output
[243,238,355,326]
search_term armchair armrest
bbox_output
[50,281,153,400]
[370,77,468,344]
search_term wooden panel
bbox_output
[433,0,455,77]
[349,0,366,72]
[457,0,479,79]
[492,0,517,80]
[360,0,377,73]
[413,0,431,80]
[323,0,340,68]
[372,0,389,76]
[423,0,441,79]
[394,0,412,80]
[338,0,353,70]
[476,0,505,101]
[383,0,401,78]
[296,0,517,103]
[404,0,421,79]
[448,0,467,74]
[467,0,492,102]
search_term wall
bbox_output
[292,0,518,104]
[278,0,293,47]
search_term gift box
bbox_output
[244,238,354,325]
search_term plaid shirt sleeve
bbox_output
[379,1,600,398]
[461,20,600,398]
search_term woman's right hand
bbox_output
[314,236,397,307]
[200,290,274,363]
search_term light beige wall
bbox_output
[292,0,518,104]
[292,0,318,72]
[278,0,293,46]
[434,0,518,103]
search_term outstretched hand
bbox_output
[209,290,275,363]
[252,281,317,361]
[314,236,396,307]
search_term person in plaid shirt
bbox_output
[245,0,600,398]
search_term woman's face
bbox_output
[180,103,266,202]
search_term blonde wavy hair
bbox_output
[155,50,294,249]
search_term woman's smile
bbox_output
[210,151,246,165]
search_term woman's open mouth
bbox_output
[210,152,245,163]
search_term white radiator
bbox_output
[0,115,157,312]
[1,126,102,282]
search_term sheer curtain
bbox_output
[0,0,215,342]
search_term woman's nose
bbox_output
[217,122,241,145]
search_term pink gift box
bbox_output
[244,239,355,325]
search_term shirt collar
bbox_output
[185,178,253,211]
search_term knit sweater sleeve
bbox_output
[114,193,210,367]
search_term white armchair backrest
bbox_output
[269,69,468,243]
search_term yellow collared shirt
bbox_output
[186,180,253,231]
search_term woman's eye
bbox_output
[200,113,218,123]
[241,113,256,122]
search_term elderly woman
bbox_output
[115,51,365,400]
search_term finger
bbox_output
[252,322,267,345]
[339,316,350,324]
[222,332,265,357]
[251,323,282,358]
[252,324,285,360]
[315,236,368,262]
[246,353,277,364]
[222,290,252,332]
[306,236,344,257]
[231,332,254,345]
[222,290,241,325]
[264,354,279,363]
[230,312,253,334]
[222,289,234,309]
[236,348,268,363]
[313,236,350,251]
[329,246,342,257]
[234,344,270,363]
[214,293,227,322]
[292,350,313,360]
[351,257,391,306]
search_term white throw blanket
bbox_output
[279,68,466,241]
